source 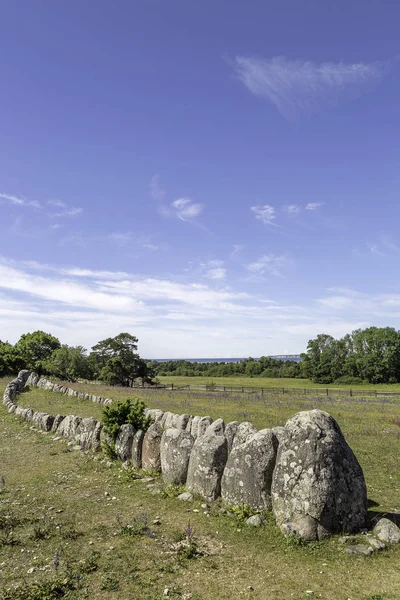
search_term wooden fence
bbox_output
[128,382,400,398]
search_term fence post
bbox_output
[171,383,174,391]
[326,388,329,396]
[224,386,226,392]
[242,387,244,393]
[350,388,352,397]
[261,388,264,395]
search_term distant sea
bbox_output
[151,355,302,363]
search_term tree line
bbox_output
[148,356,302,379]
[300,327,400,384]
[2,326,400,386]
[0,331,155,386]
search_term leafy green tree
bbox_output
[0,341,25,376]
[91,333,153,387]
[45,345,93,382]
[14,330,61,373]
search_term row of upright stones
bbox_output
[127,407,368,541]
[3,371,368,541]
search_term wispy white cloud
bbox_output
[283,204,301,214]
[250,204,276,226]
[247,254,287,277]
[50,206,83,218]
[305,202,323,211]
[233,55,388,120]
[0,192,41,208]
[201,260,227,280]
[153,176,205,227]
[1,256,400,357]
[171,198,204,221]
[47,199,67,208]
[109,232,159,251]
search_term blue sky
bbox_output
[1,0,400,358]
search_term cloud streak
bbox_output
[251,204,277,226]
[233,55,389,120]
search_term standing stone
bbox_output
[160,428,195,485]
[115,424,136,461]
[57,415,82,438]
[76,418,103,451]
[131,430,145,469]
[272,409,367,541]
[52,415,65,432]
[221,429,278,510]
[225,421,239,451]
[190,416,202,439]
[186,427,228,501]
[197,416,213,437]
[176,414,191,430]
[232,422,258,449]
[142,423,163,471]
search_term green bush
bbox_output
[101,398,153,443]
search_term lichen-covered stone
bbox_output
[131,429,145,469]
[221,428,278,510]
[115,424,136,461]
[57,415,82,438]
[225,421,239,451]
[75,417,103,451]
[197,416,213,437]
[160,428,194,485]
[373,518,400,544]
[232,422,258,449]
[176,414,191,430]
[272,409,367,541]
[142,423,163,471]
[186,427,228,501]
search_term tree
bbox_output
[15,331,61,373]
[91,333,153,387]
[45,345,93,382]
[0,341,25,376]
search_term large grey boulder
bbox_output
[232,422,258,449]
[142,423,163,471]
[373,518,400,544]
[75,418,102,451]
[57,415,82,438]
[272,409,367,541]
[186,425,228,501]
[115,424,136,461]
[52,415,65,432]
[160,428,194,485]
[131,430,145,469]
[221,428,278,510]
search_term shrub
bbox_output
[101,398,153,443]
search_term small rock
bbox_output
[373,518,400,544]
[344,544,373,556]
[177,492,194,503]
[193,509,200,513]
[153,519,161,525]
[246,514,264,527]
[150,488,161,495]
[27,567,36,574]
[141,477,155,483]
[366,536,386,551]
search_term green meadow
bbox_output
[1,376,400,600]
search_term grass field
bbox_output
[2,376,400,599]
[157,375,400,392]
